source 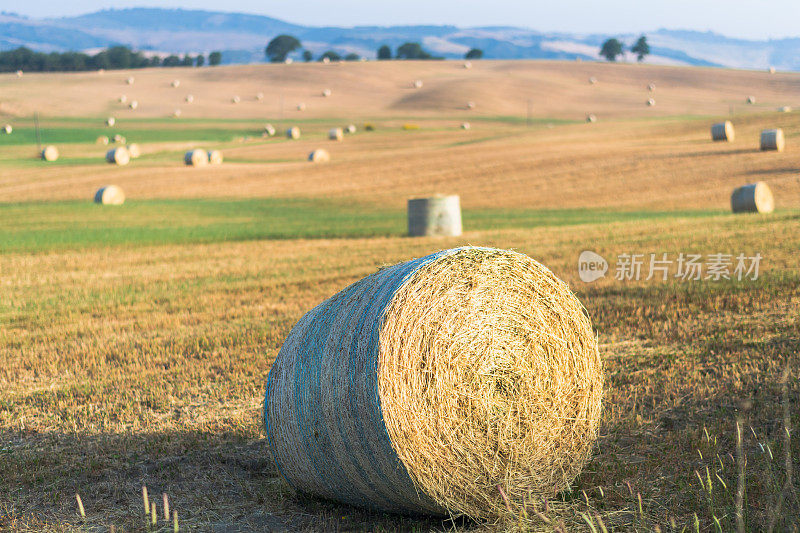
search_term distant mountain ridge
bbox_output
[1,8,799,71]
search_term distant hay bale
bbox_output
[112,134,125,144]
[746,96,756,104]
[322,57,331,64]
[588,76,597,85]
[105,147,131,166]
[328,127,343,141]
[760,129,785,152]
[322,88,332,97]
[173,109,182,118]
[413,79,423,89]
[402,123,420,130]
[256,92,264,101]
[264,247,603,519]
[296,103,306,111]
[185,94,194,103]
[647,83,656,92]
[408,195,462,237]
[466,101,475,110]
[769,66,776,74]
[586,114,597,123]
[96,135,109,145]
[184,149,209,166]
[129,100,138,110]
[711,121,735,142]
[461,122,471,130]
[263,124,276,137]
[171,79,180,88]
[285,58,294,64]
[778,106,792,113]
[308,148,330,163]
[731,181,775,214]
[231,95,241,104]
[345,124,357,134]
[126,143,141,158]
[118,95,127,103]
[646,98,656,107]
[16,70,23,77]
[126,77,134,85]
[463,61,472,69]
[105,117,116,127]
[286,127,301,140]
[94,185,125,205]
[2,124,12,134]
[207,150,223,165]
[41,146,59,162]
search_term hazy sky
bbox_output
[8,1,800,40]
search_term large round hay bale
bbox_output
[760,129,785,152]
[105,147,130,165]
[264,124,276,137]
[322,88,332,97]
[171,79,180,88]
[413,79,423,89]
[105,117,116,127]
[408,195,462,237]
[41,146,59,162]
[94,185,125,205]
[129,100,138,110]
[126,143,141,159]
[3,124,12,134]
[731,182,774,213]
[328,127,343,141]
[286,127,301,140]
[308,149,330,163]
[711,121,735,142]
[746,96,756,104]
[207,150,223,165]
[184,149,209,166]
[345,124,357,134]
[264,247,603,518]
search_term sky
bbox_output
[6,0,800,40]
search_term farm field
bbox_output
[1,60,799,531]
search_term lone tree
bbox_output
[600,38,623,62]
[208,51,222,66]
[465,48,483,60]
[377,45,392,60]
[631,35,650,62]
[396,42,432,60]
[266,35,301,63]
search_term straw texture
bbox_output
[264,247,603,519]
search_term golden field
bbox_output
[0,60,798,531]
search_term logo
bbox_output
[578,250,608,283]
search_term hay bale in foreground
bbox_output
[94,185,125,205]
[328,128,343,141]
[760,129,785,152]
[184,150,209,166]
[264,124,276,137]
[105,147,130,165]
[3,124,12,134]
[731,182,774,213]
[105,117,116,127]
[126,144,141,158]
[286,127,301,140]
[207,150,223,165]
[711,121,735,142]
[264,247,603,519]
[41,146,59,162]
[746,96,756,104]
[408,195,462,237]
[308,149,330,163]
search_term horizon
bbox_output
[5,1,800,41]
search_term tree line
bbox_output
[0,46,224,73]
[599,35,650,62]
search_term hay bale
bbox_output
[129,100,138,110]
[184,149,209,166]
[463,61,472,69]
[185,94,194,103]
[171,79,180,88]
[648,83,656,92]
[769,66,776,74]
[256,92,264,101]
[296,103,306,111]
[345,124,356,134]
[364,123,375,131]
[207,150,223,165]
[461,122,471,130]
[322,56,331,64]
[105,147,131,166]
[119,95,127,103]
[308,149,330,163]
[94,185,125,205]
[41,146,59,162]
[413,79,423,89]
[126,144,141,159]
[711,121,735,142]
[173,109,182,118]
[408,195,462,237]
[746,96,756,104]
[264,124,276,137]
[126,77,134,85]
[646,98,656,107]
[322,88,332,97]
[96,135,109,145]
[16,70,23,77]
[778,106,792,113]
[106,117,116,127]
[760,129,785,152]
[466,101,475,110]
[231,96,241,104]
[264,247,603,518]
[588,76,597,85]
[2,124,12,134]
[112,134,125,144]
[586,114,597,123]
[286,127,301,140]
[328,128,344,141]
[731,182,774,214]
[285,58,294,64]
